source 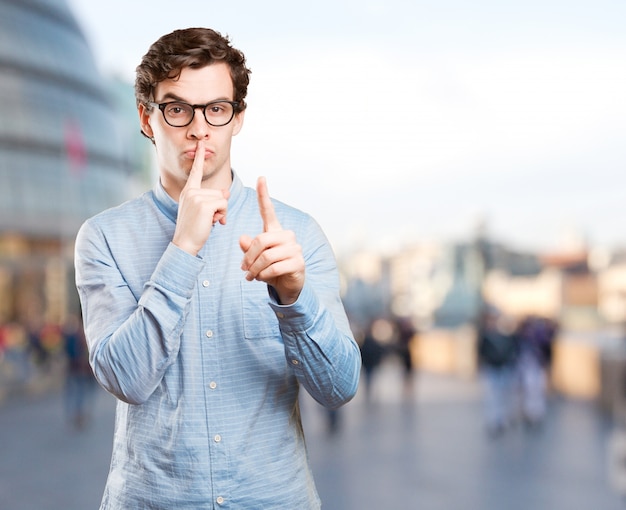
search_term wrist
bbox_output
[172,238,200,257]
[271,286,302,306]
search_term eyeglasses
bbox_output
[148,100,239,127]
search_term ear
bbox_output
[138,103,154,139]
[231,109,245,136]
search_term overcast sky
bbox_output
[67,0,626,256]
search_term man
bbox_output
[75,28,361,509]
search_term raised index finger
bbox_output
[256,176,281,232]
[185,141,205,190]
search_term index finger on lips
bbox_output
[185,141,205,190]
[256,176,281,232]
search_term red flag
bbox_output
[64,118,87,177]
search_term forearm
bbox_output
[89,282,191,404]
[272,284,361,409]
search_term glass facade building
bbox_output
[0,0,148,327]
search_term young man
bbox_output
[75,28,361,509]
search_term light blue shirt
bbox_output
[74,173,361,509]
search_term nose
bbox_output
[187,107,210,139]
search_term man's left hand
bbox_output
[239,177,305,305]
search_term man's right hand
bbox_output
[172,141,229,256]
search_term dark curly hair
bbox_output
[135,28,251,113]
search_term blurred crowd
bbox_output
[348,307,558,439]
[0,305,559,437]
[0,315,95,428]
[476,306,558,437]
[356,315,418,402]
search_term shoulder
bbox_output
[86,191,153,223]
[79,192,154,231]
[238,182,319,232]
[76,191,156,250]
[235,176,334,259]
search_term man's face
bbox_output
[139,62,244,197]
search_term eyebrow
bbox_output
[158,92,186,102]
[156,92,233,103]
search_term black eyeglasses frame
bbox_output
[147,100,240,127]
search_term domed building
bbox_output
[0,0,148,329]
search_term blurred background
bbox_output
[1,0,626,508]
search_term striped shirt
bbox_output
[74,173,361,509]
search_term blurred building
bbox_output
[0,0,149,327]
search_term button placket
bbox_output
[198,269,227,503]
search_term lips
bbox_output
[185,148,214,159]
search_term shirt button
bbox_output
[276,312,285,319]
[202,279,210,287]
[214,434,222,443]
[205,330,213,338]
[291,359,300,365]
[216,496,225,505]
[209,381,217,390]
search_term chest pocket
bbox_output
[241,280,281,339]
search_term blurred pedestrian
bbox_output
[25,318,48,370]
[477,307,519,437]
[0,322,7,367]
[515,315,557,428]
[0,322,31,383]
[393,316,417,399]
[62,314,95,429]
[359,319,387,402]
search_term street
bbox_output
[1,361,624,509]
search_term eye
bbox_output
[208,104,226,114]
[165,102,191,117]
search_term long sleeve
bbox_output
[75,216,204,404]
[267,220,361,409]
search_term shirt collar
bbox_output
[152,170,244,223]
